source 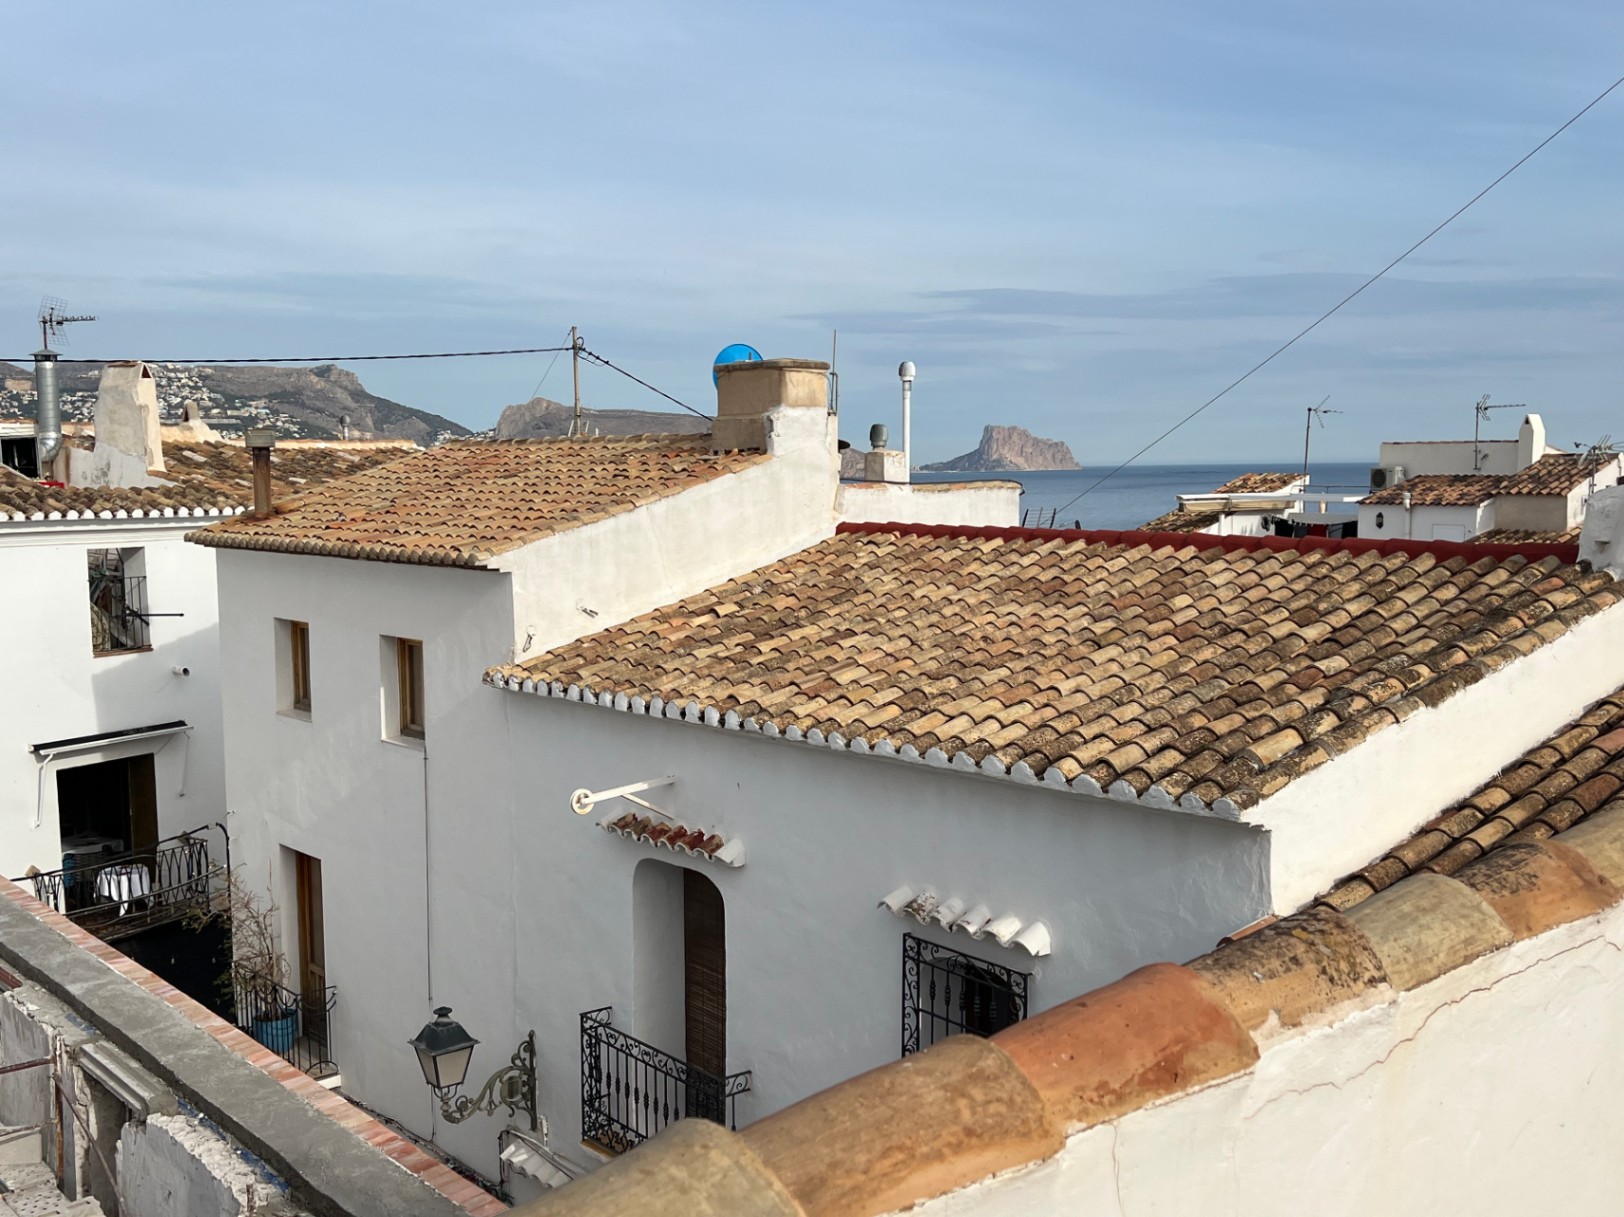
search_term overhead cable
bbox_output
[0,345,574,365]
[1052,70,1624,516]
[577,348,712,420]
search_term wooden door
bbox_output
[126,754,158,856]
[295,853,326,1003]
[683,869,726,1080]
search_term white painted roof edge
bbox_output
[485,672,1247,822]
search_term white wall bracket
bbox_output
[569,776,676,819]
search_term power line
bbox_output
[1053,70,1624,518]
[0,345,574,365]
[577,347,711,420]
[521,331,573,404]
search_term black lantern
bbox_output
[409,1007,479,1095]
[407,1008,537,1129]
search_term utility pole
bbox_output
[569,326,582,437]
[1301,397,1341,481]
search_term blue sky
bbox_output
[4,0,1623,462]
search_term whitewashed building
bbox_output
[198,354,1624,1201]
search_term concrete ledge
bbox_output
[991,962,1258,1133]
[518,1119,800,1217]
[741,1034,1059,1217]
[0,885,469,1217]
[1344,872,1513,991]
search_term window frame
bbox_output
[396,638,425,740]
[290,620,312,712]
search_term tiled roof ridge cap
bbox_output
[832,520,1582,565]
[516,805,1624,1217]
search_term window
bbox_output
[88,549,149,655]
[395,638,425,739]
[901,934,1029,1056]
[275,619,313,714]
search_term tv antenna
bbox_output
[1471,394,1526,471]
[38,297,96,351]
[1300,396,1341,480]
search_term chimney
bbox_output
[712,358,830,452]
[245,427,276,519]
[863,422,907,483]
[94,361,166,474]
[32,347,62,469]
[1518,413,1546,471]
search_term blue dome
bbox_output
[712,344,763,385]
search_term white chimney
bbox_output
[1518,413,1546,471]
[1579,484,1624,579]
[74,361,166,488]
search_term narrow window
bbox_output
[397,638,425,739]
[89,548,149,655]
[290,621,312,712]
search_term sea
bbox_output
[912,462,1372,531]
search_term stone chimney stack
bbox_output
[712,358,830,452]
[95,361,165,474]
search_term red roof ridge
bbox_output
[833,520,1582,565]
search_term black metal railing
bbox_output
[902,934,1030,1056]
[89,564,150,654]
[580,1007,751,1155]
[235,973,338,1078]
[19,831,216,941]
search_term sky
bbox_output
[4,0,1624,463]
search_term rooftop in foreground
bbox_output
[190,434,769,566]
[489,522,1615,815]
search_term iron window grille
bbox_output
[88,549,150,654]
[902,933,1030,1056]
[580,1007,751,1156]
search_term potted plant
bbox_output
[189,866,299,1054]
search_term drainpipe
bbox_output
[245,428,275,519]
[33,348,62,469]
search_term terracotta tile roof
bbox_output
[489,522,1618,815]
[512,699,1624,1217]
[1475,526,1581,545]
[1212,471,1301,494]
[1361,472,1500,507]
[1139,507,1224,532]
[1496,452,1615,496]
[191,435,767,567]
[0,441,412,521]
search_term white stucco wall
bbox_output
[906,898,1624,1217]
[0,520,227,876]
[1356,501,1490,541]
[1379,439,1518,477]
[836,481,1021,528]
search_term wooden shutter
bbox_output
[683,869,727,1078]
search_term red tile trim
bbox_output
[0,878,505,1214]
[835,521,1582,566]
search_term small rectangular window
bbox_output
[89,548,150,655]
[290,621,312,711]
[396,638,425,739]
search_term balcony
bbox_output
[580,1008,751,1156]
[902,933,1030,1056]
[234,971,338,1079]
[18,830,217,943]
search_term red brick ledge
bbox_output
[835,520,1582,566]
[0,879,506,1217]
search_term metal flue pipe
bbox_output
[32,348,62,465]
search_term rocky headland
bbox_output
[920,425,1080,472]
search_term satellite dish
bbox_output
[712,343,762,385]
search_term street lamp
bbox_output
[408,1007,537,1130]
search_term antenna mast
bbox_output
[1472,394,1527,471]
[38,297,95,351]
[1300,396,1341,481]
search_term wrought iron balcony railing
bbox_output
[580,1007,750,1156]
[235,972,338,1078]
[18,829,217,942]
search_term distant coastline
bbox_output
[919,424,1081,473]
